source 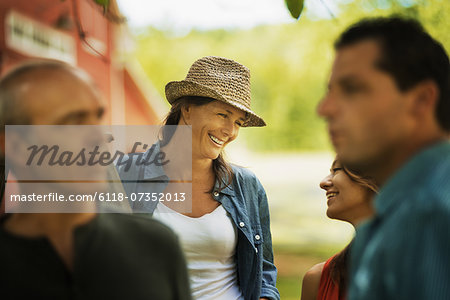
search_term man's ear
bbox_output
[0,132,5,158]
[410,80,439,118]
[3,131,30,170]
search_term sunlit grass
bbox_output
[274,243,345,299]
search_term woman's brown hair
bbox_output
[159,96,234,193]
[328,158,379,299]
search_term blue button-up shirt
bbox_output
[349,141,450,300]
[117,142,280,300]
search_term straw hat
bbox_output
[165,56,266,127]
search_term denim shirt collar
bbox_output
[375,140,450,216]
[141,141,168,181]
[217,183,235,196]
[213,169,235,196]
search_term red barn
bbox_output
[0,0,166,125]
[0,0,169,214]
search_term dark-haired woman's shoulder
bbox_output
[301,261,325,300]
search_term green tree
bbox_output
[134,0,449,152]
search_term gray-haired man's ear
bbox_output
[2,130,31,173]
[104,132,114,143]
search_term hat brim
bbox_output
[165,80,266,127]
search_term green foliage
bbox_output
[285,0,305,19]
[134,0,449,152]
[135,22,335,151]
[94,0,109,6]
[277,276,302,300]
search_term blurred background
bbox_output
[0,0,448,298]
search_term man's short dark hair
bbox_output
[335,16,450,131]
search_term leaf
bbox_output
[285,0,304,19]
[94,0,110,7]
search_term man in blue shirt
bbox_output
[317,17,450,299]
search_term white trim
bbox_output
[4,10,76,64]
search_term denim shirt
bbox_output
[117,142,280,300]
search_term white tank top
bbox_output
[153,203,243,300]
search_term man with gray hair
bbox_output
[0,60,191,299]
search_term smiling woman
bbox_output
[301,157,378,300]
[321,159,377,224]
[160,96,245,192]
[159,55,266,197]
[118,56,279,300]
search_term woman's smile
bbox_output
[326,191,339,205]
[208,133,225,146]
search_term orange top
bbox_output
[317,255,345,300]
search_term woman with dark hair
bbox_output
[118,56,279,300]
[301,158,378,300]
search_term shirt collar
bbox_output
[375,140,450,216]
[141,141,168,180]
[214,180,235,196]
